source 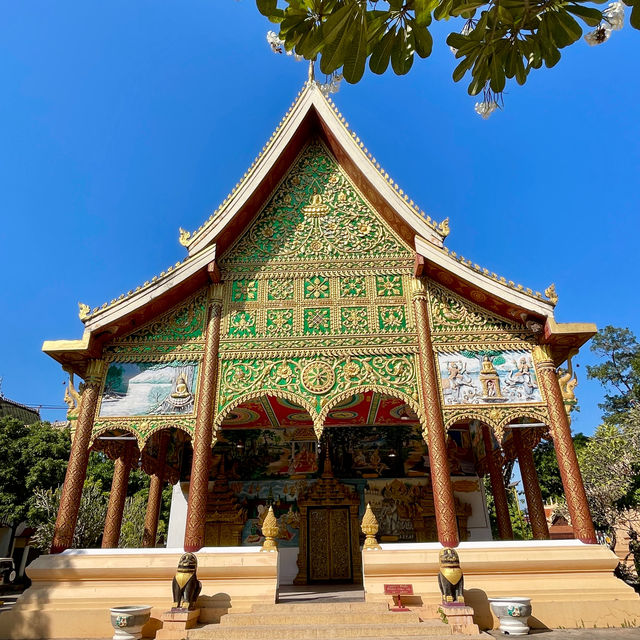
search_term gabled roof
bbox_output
[43,80,594,376]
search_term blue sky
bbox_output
[0,1,638,434]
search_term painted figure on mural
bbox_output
[446,361,474,403]
[504,356,538,400]
[439,350,542,405]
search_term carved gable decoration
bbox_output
[427,281,527,337]
[103,289,209,361]
[219,141,413,273]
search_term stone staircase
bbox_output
[185,602,487,639]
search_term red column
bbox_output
[513,429,549,540]
[102,443,137,548]
[535,345,597,543]
[51,360,106,553]
[184,286,223,552]
[143,431,169,548]
[483,426,513,540]
[412,278,459,548]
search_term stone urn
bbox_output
[488,597,532,636]
[109,605,152,640]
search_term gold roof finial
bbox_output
[545,283,558,305]
[178,227,191,247]
[308,59,315,84]
[437,217,450,237]
[78,302,90,321]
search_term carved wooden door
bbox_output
[308,507,352,582]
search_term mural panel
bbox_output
[99,361,198,417]
[438,349,541,405]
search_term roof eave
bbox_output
[415,235,554,319]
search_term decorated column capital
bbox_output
[84,359,107,387]
[410,276,428,300]
[532,344,554,367]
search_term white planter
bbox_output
[488,597,532,636]
[109,605,152,640]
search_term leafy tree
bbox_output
[118,490,168,548]
[533,433,589,502]
[30,481,108,552]
[0,418,71,542]
[257,0,637,106]
[555,409,640,552]
[587,326,640,421]
[483,476,532,539]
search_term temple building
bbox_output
[3,80,640,639]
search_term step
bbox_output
[252,602,390,614]
[220,611,423,626]
[186,622,454,639]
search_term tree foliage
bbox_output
[30,481,108,552]
[0,418,71,529]
[533,433,588,502]
[257,0,638,100]
[556,409,640,550]
[587,326,640,421]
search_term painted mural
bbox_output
[99,361,198,417]
[215,424,477,481]
[217,428,319,480]
[438,349,541,405]
[231,479,307,547]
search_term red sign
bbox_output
[384,584,413,596]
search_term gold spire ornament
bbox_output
[78,302,91,321]
[178,227,192,247]
[260,506,279,552]
[361,503,381,550]
[545,283,558,305]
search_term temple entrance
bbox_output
[295,467,361,585]
[307,506,352,582]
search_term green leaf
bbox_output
[548,10,583,47]
[489,52,506,92]
[343,15,368,83]
[434,0,454,21]
[415,0,434,25]
[565,4,603,27]
[413,25,434,57]
[390,28,414,75]
[319,6,356,74]
[369,28,396,74]
[631,3,640,28]
[514,50,527,84]
[257,0,278,17]
[452,54,475,81]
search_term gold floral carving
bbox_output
[217,353,418,427]
[103,289,208,362]
[427,280,527,337]
[301,361,335,394]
